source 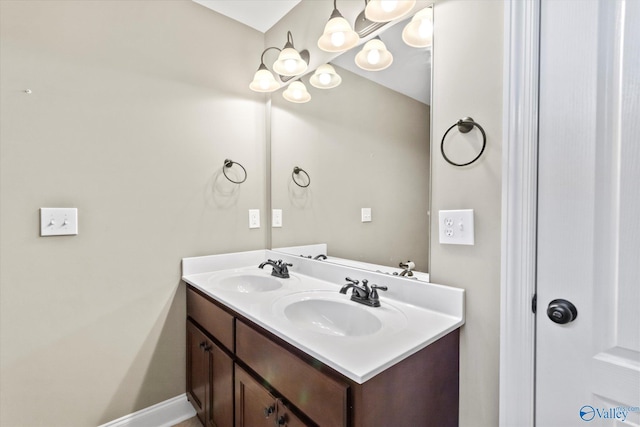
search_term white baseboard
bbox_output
[98,394,197,427]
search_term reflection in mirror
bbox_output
[271,6,432,281]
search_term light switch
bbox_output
[272,209,282,228]
[439,209,474,245]
[361,208,372,223]
[248,209,260,229]
[40,208,78,236]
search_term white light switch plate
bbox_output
[248,209,260,229]
[272,209,282,228]
[439,209,474,245]
[40,208,78,236]
[361,208,372,223]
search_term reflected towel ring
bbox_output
[222,159,247,184]
[440,117,487,167]
[292,166,310,188]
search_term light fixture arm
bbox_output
[258,46,281,68]
[284,30,295,49]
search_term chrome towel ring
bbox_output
[440,117,487,167]
[222,159,247,184]
[292,166,310,188]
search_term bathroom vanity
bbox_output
[182,250,464,427]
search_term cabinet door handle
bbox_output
[263,404,275,418]
[199,342,206,351]
[276,415,286,426]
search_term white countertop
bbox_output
[182,250,464,384]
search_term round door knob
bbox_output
[547,299,578,324]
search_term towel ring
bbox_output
[292,166,310,188]
[441,117,487,167]
[222,159,247,184]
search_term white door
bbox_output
[536,0,640,426]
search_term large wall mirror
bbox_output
[269,1,432,280]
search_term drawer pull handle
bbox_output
[264,404,275,418]
[199,342,212,352]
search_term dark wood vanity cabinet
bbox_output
[186,289,234,427]
[186,320,233,427]
[186,285,460,427]
[235,366,308,427]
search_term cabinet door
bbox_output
[187,321,208,424]
[208,343,233,427]
[235,366,277,427]
[187,321,233,427]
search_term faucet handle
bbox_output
[345,277,359,285]
[370,284,388,300]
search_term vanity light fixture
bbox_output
[249,47,281,92]
[355,37,393,71]
[309,64,342,89]
[273,31,308,77]
[402,7,433,48]
[318,0,360,53]
[365,0,416,23]
[283,80,311,103]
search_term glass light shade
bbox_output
[365,0,416,23]
[355,39,393,71]
[283,81,311,103]
[402,7,433,47]
[249,66,280,92]
[273,47,308,76]
[309,64,342,89]
[317,15,359,52]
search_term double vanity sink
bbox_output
[182,249,465,426]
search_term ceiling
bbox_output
[192,0,431,105]
[192,0,300,33]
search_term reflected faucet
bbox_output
[399,261,415,277]
[258,259,292,279]
[313,254,327,260]
[339,277,387,307]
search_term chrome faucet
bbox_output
[399,261,415,277]
[339,277,387,307]
[299,254,327,260]
[258,259,292,279]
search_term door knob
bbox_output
[546,299,578,324]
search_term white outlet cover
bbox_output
[40,208,78,236]
[439,209,474,245]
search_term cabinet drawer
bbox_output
[236,321,348,427]
[187,287,234,351]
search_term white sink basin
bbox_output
[273,291,408,337]
[210,274,283,293]
[284,299,382,337]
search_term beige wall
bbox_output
[430,1,504,426]
[0,1,266,425]
[270,66,431,270]
[1,0,505,426]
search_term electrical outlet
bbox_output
[439,209,474,245]
[40,208,78,236]
[361,208,372,223]
[248,209,260,229]
[272,209,282,228]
